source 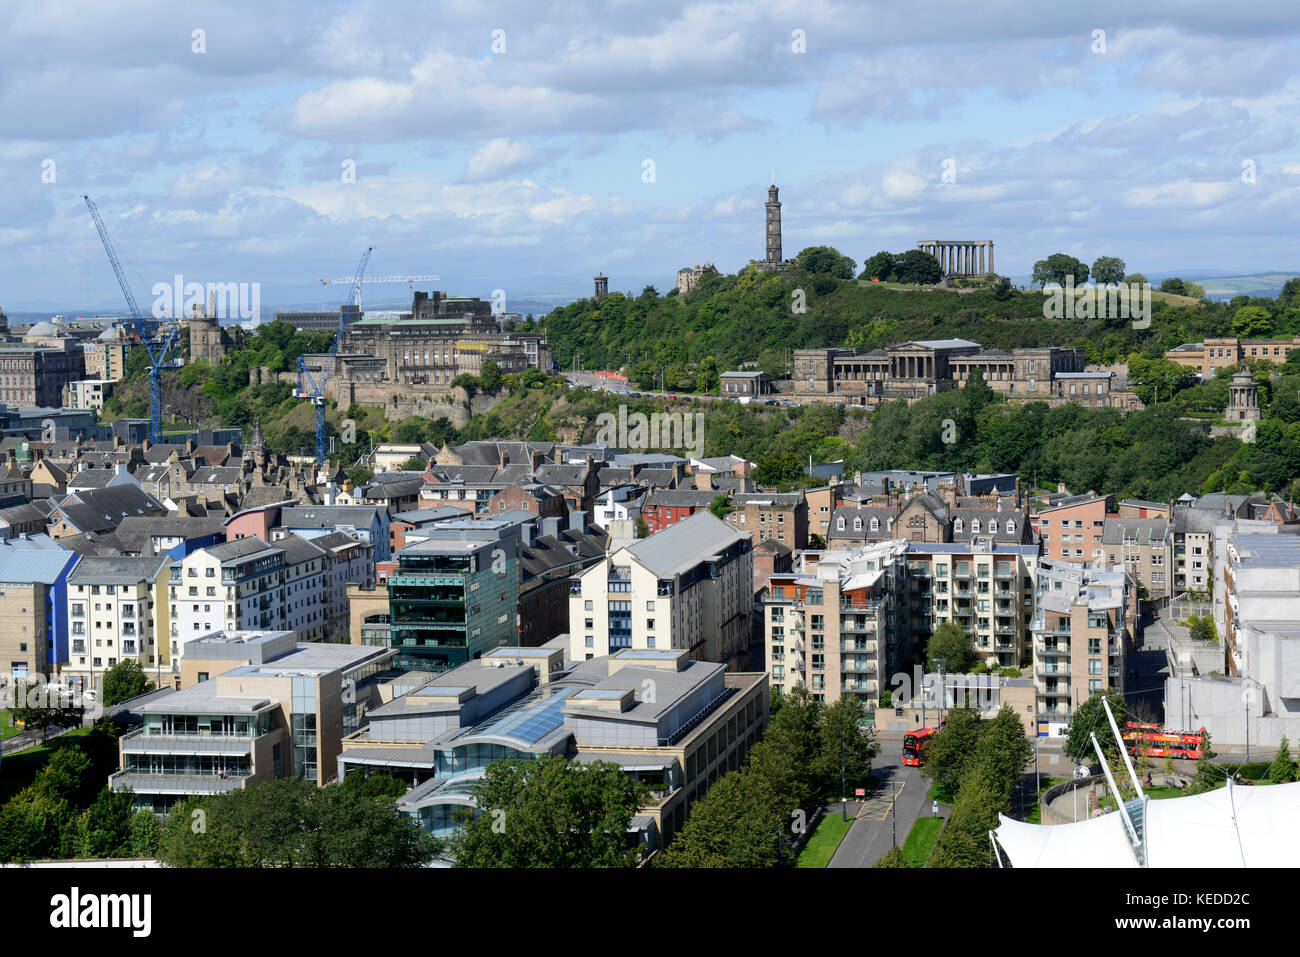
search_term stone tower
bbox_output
[1228,367,1260,422]
[594,274,609,300]
[765,184,783,264]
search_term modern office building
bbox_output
[109,630,395,814]
[386,535,519,672]
[338,644,768,853]
[569,511,753,668]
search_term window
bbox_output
[953,519,963,533]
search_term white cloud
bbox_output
[464,138,549,182]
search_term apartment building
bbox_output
[110,629,394,814]
[640,489,718,533]
[763,540,909,708]
[569,512,753,668]
[723,491,808,550]
[1170,507,1215,594]
[338,645,768,853]
[1033,493,1116,564]
[1221,534,1300,679]
[908,540,1040,670]
[0,534,78,681]
[1029,559,1133,722]
[1100,518,1171,601]
[64,556,171,694]
[313,531,376,641]
[168,538,323,677]
[273,504,392,562]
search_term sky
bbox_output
[3,0,1300,315]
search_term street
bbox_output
[828,745,941,868]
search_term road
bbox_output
[828,746,941,868]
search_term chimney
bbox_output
[694,471,714,492]
[499,446,509,468]
[143,439,152,453]
[113,435,123,450]
[529,448,545,472]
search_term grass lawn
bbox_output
[797,813,854,868]
[902,816,944,867]
[0,727,94,804]
[927,780,955,804]
[0,712,23,741]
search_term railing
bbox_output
[109,771,248,794]
[659,687,736,746]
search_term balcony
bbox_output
[109,771,248,795]
[995,625,1017,635]
[1035,663,1068,677]
[1037,645,1070,658]
[995,567,1015,579]
[953,607,973,618]
[120,728,260,756]
[71,642,87,656]
[841,659,877,675]
[994,642,1018,652]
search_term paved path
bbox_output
[828,752,944,868]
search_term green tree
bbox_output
[873,845,909,867]
[812,696,878,801]
[101,660,155,707]
[894,249,943,284]
[0,789,75,862]
[1032,254,1089,288]
[709,493,732,518]
[1063,689,1128,764]
[478,360,503,392]
[1267,736,1298,784]
[129,809,160,857]
[1230,305,1274,340]
[1159,277,1187,296]
[1127,356,1196,405]
[861,251,897,281]
[75,787,135,858]
[925,773,1004,867]
[634,516,649,538]
[969,705,1032,799]
[926,621,975,674]
[754,450,804,487]
[922,708,982,795]
[1091,256,1126,286]
[448,756,644,867]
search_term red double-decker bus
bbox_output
[1122,721,1207,760]
[902,727,941,766]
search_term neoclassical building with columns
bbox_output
[916,240,995,277]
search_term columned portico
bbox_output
[917,240,995,278]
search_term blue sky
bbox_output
[3,0,1300,314]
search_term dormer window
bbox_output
[837,517,845,531]
[971,519,981,534]
[853,517,862,531]
[869,517,879,531]
[954,518,963,533]
[1008,520,1016,535]
[988,520,998,534]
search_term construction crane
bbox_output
[296,247,373,467]
[316,273,440,311]
[83,195,180,445]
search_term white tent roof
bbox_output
[995,779,1300,868]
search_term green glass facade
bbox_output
[387,544,518,672]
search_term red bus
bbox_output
[1122,722,1207,760]
[902,727,941,766]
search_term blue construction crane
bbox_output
[83,195,180,444]
[296,247,372,467]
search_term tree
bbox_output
[754,450,804,487]
[1280,277,1300,309]
[709,493,732,518]
[1127,356,1196,406]
[893,249,943,285]
[1230,305,1274,340]
[861,251,897,281]
[1091,257,1126,286]
[812,696,878,801]
[796,246,856,279]
[873,845,909,867]
[925,773,1004,867]
[633,516,649,538]
[1159,277,1186,296]
[101,660,154,707]
[1267,736,1298,784]
[75,787,135,858]
[1063,689,1127,764]
[1122,273,1149,286]
[478,360,503,392]
[0,789,75,862]
[969,705,1032,799]
[448,756,644,867]
[1032,254,1089,288]
[926,621,975,674]
[991,276,1014,300]
[157,776,437,867]
[921,707,982,795]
